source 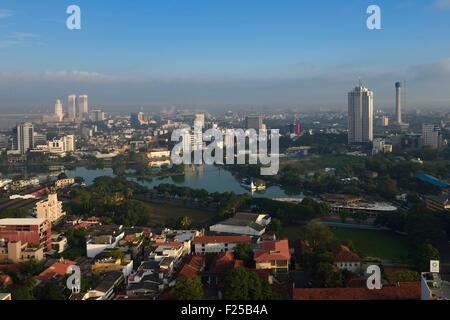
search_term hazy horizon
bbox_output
[1,0,450,112]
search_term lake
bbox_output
[63,165,302,199]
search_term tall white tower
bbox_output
[348,85,374,144]
[54,99,64,122]
[78,95,89,120]
[68,95,77,120]
[395,82,402,125]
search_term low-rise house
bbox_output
[209,212,271,236]
[51,234,68,254]
[332,245,362,273]
[149,242,184,263]
[0,240,45,263]
[193,236,251,254]
[91,251,133,277]
[86,225,125,258]
[254,239,290,274]
[126,273,166,299]
[73,271,125,300]
[178,255,206,279]
[38,259,76,282]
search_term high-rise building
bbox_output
[35,193,66,224]
[54,99,64,122]
[195,114,205,128]
[78,95,89,119]
[68,95,77,120]
[16,122,34,154]
[90,110,106,122]
[422,124,441,149]
[295,119,302,136]
[348,85,374,144]
[395,82,403,125]
[246,115,264,130]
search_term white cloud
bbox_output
[0,32,40,48]
[0,9,14,19]
[0,70,133,84]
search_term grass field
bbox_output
[145,201,215,226]
[332,228,411,261]
[283,225,411,262]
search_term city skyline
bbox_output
[0,1,450,111]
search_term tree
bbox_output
[171,277,204,300]
[57,172,69,180]
[178,216,192,230]
[34,279,67,300]
[303,222,334,250]
[312,262,343,288]
[338,210,351,223]
[268,218,283,236]
[394,269,420,282]
[351,211,368,224]
[0,208,29,219]
[223,267,277,300]
[233,243,254,267]
[415,243,439,272]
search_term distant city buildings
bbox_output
[246,115,265,130]
[54,99,64,122]
[422,124,442,149]
[130,112,147,127]
[348,85,374,144]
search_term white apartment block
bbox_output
[35,193,66,223]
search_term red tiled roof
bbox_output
[209,252,239,274]
[158,241,183,248]
[38,260,76,282]
[332,245,361,263]
[254,239,290,263]
[292,282,421,300]
[178,255,205,278]
[0,274,13,286]
[193,236,251,245]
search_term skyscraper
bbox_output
[17,122,34,154]
[54,99,64,122]
[67,95,77,120]
[348,85,374,144]
[78,95,89,120]
[295,119,302,136]
[395,82,402,125]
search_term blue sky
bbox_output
[1,0,450,112]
